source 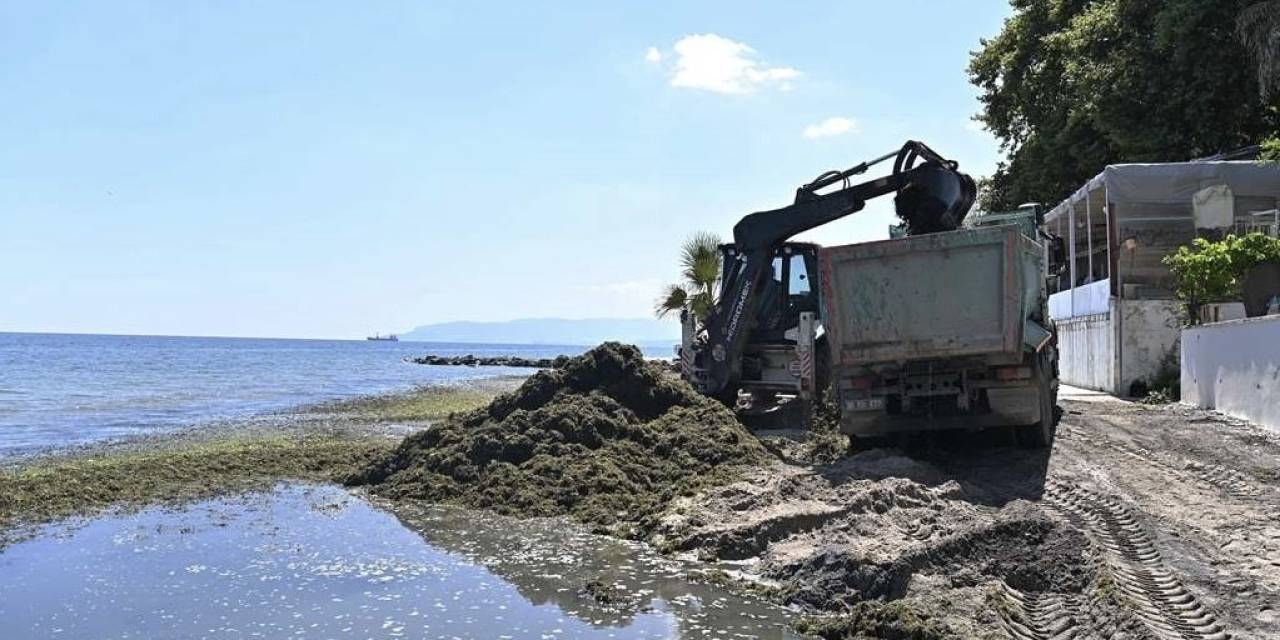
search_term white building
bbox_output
[1044,161,1280,395]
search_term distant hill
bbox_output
[400,318,679,347]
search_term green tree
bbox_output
[654,232,722,323]
[970,0,1280,210]
[1229,231,1280,270]
[1262,136,1280,163]
[1164,238,1239,322]
[1238,1,1280,99]
[1164,233,1280,322]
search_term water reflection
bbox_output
[0,484,798,639]
[384,500,799,638]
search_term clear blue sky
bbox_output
[0,1,1010,339]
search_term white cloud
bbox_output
[802,117,859,139]
[644,46,662,64]
[965,119,986,132]
[666,33,799,94]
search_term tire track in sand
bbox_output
[1044,480,1231,640]
[895,518,936,542]
[1058,427,1265,499]
[995,582,1083,640]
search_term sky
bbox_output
[0,1,1011,339]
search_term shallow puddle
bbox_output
[0,483,799,639]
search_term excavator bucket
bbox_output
[894,164,977,235]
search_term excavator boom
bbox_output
[686,141,976,399]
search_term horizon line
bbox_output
[0,329,679,346]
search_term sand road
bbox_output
[658,387,1280,639]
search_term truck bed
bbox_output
[818,224,1041,368]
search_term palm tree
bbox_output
[654,231,723,323]
[1238,1,1280,99]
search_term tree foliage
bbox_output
[654,232,722,323]
[1238,0,1280,99]
[1164,238,1240,311]
[970,0,1280,210]
[1263,135,1280,163]
[1163,233,1280,320]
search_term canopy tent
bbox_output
[1044,161,1280,310]
[1043,160,1280,396]
[1047,161,1280,212]
[1104,162,1279,205]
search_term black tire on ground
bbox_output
[846,433,870,454]
[714,385,741,407]
[1016,354,1057,449]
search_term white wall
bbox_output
[1058,313,1114,392]
[1049,279,1111,321]
[1118,299,1183,394]
[1182,315,1280,432]
[1054,298,1183,395]
[1048,289,1072,321]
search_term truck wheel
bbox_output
[1016,355,1056,449]
[715,385,742,408]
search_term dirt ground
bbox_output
[656,387,1280,639]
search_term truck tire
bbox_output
[714,385,742,407]
[1016,354,1056,449]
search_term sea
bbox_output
[0,332,667,458]
[0,483,797,639]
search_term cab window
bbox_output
[789,254,810,296]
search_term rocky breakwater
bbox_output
[409,354,571,369]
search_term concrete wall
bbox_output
[1118,299,1183,394]
[1049,279,1111,321]
[1058,313,1114,392]
[1056,298,1182,395]
[1182,315,1280,431]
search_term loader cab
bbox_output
[719,242,821,344]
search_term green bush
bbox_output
[1230,232,1280,268]
[1164,233,1280,322]
[1262,135,1280,164]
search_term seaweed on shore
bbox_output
[347,342,769,533]
[1,435,392,547]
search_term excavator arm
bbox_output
[689,141,976,399]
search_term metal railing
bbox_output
[1233,209,1279,237]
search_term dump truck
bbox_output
[818,209,1062,446]
[679,141,1064,447]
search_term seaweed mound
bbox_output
[348,342,768,530]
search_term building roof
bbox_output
[1046,161,1280,223]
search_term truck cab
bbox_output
[680,242,825,405]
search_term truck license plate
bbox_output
[846,398,884,411]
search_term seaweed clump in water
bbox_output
[347,342,768,532]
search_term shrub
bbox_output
[1261,135,1280,164]
[1164,233,1280,323]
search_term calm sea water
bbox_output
[0,483,796,639]
[0,332,619,457]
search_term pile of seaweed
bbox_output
[348,342,769,532]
